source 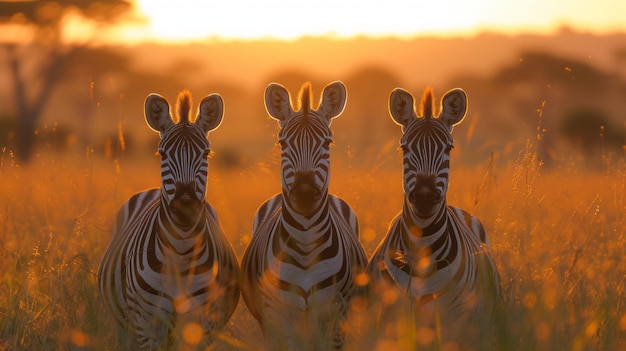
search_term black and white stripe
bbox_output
[241,82,367,350]
[367,87,500,325]
[98,91,240,350]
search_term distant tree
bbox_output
[614,46,626,64]
[560,108,626,158]
[262,69,326,98]
[614,46,626,78]
[493,51,609,94]
[343,66,401,161]
[0,0,133,162]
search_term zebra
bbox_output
[98,91,240,350]
[241,81,368,350]
[366,87,501,341]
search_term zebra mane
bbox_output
[297,82,313,118]
[420,87,435,119]
[176,90,193,123]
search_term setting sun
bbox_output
[129,0,487,41]
[108,0,626,43]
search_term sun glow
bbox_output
[100,0,626,43]
[122,0,492,42]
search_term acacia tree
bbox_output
[0,0,133,162]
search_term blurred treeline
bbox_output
[1,31,626,169]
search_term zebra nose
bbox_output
[292,171,318,192]
[174,182,198,203]
[409,186,442,205]
[409,174,442,207]
[291,171,321,200]
[289,171,322,214]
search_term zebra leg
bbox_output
[115,322,140,350]
[326,293,349,350]
[130,309,173,351]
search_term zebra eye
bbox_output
[399,144,409,153]
[277,140,287,149]
[323,139,333,148]
[158,150,167,160]
[202,150,211,159]
[445,144,454,155]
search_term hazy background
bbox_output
[1,2,626,349]
[1,0,625,168]
[2,32,625,168]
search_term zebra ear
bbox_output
[265,83,294,125]
[318,81,347,124]
[196,94,224,135]
[389,88,416,130]
[440,88,467,131]
[145,94,174,135]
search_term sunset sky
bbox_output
[106,0,626,43]
[0,0,624,44]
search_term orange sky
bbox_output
[98,0,626,43]
[1,0,624,45]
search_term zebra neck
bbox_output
[395,203,455,278]
[401,200,448,244]
[281,192,329,232]
[154,206,209,273]
[157,202,207,242]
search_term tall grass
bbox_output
[0,137,625,350]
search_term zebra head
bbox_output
[144,91,224,225]
[389,87,467,221]
[265,81,347,215]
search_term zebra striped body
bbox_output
[98,91,239,350]
[367,87,500,328]
[241,82,367,350]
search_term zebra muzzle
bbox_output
[288,173,322,214]
[409,185,442,217]
[170,183,202,224]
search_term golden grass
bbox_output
[0,140,625,350]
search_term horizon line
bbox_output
[99,25,626,46]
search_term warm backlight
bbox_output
[116,0,626,43]
[128,0,489,42]
[1,0,625,44]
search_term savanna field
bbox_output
[0,128,625,350]
[2,0,626,349]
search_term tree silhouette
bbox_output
[0,0,132,162]
[343,66,401,162]
[560,108,626,158]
